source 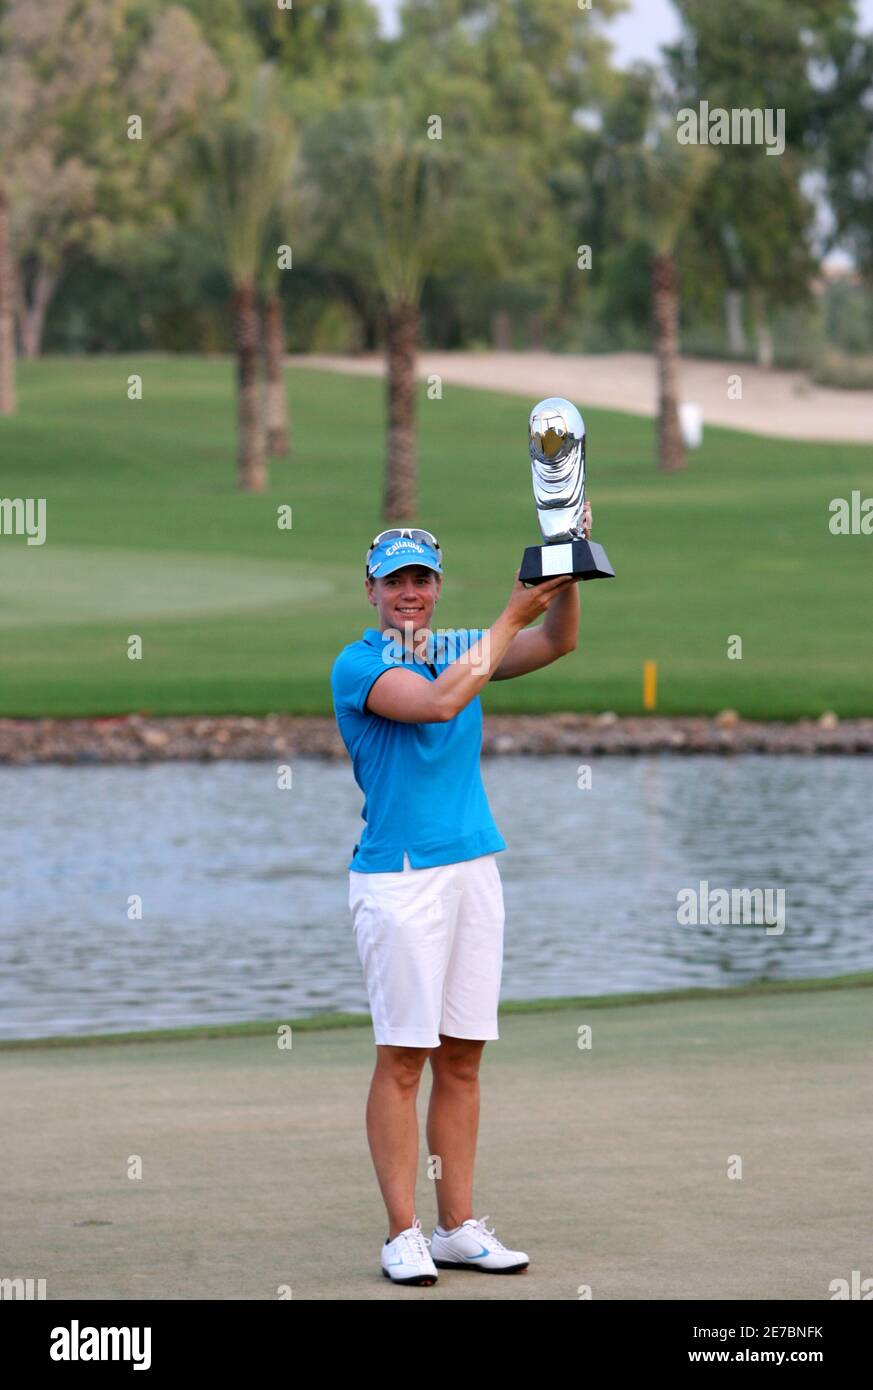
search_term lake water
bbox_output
[1,756,871,1041]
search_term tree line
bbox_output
[0,0,871,504]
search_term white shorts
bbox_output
[348,852,505,1048]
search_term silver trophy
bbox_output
[519,396,615,585]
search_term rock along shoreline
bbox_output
[1,711,872,765]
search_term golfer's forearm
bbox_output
[542,582,580,651]
[432,612,520,719]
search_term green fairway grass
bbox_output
[1,354,870,717]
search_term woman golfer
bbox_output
[330,508,589,1286]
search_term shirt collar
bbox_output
[362,627,434,664]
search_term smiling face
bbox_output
[366,564,442,638]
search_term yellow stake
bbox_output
[643,660,657,711]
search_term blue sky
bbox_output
[370,0,873,66]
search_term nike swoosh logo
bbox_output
[463,1246,490,1259]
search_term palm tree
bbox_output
[645,136,713,472]
[303,100,451,520]
[0,189,15,416]
[260,285,288,457]
[609,118,713,472]
[592,75,713,472]
[258,180,302,459]
[359,106,445,519]
[0,48,26,417]
[191,63,297,491]
[651,241,686,474]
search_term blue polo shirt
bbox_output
[330,626,507,871]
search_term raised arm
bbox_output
[365,573,577,723]
[488,580,579,680]
[489,497,590,680]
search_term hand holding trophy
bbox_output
[519,397,615,586]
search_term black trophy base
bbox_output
[519,539,615,585]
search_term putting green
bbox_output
[2,982,870,1300]
[0,546,326,628]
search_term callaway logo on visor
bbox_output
[370,539,426,573]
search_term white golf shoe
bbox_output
[381,1216,439,1285]
[430,1215,529,1273]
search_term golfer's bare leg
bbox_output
[368,1044,432,1241]
[426,1035,486,1231]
